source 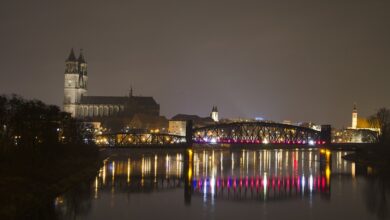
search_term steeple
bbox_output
[66,48,77,62]
[211,105,219,122]
[78,49,86,63]
[352,102,358,129]
[129,86,133,97]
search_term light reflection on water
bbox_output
[55,148,390,220]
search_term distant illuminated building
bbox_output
[211,106,219,122]
[168,120,187,136]
[254,117,264,121]
[352,103,358,129]
[332,128,378,143]
[298,122,321,131]
[347,103,380,133]
[333,104,380,143]
[170,114,214,128]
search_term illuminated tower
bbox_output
[352,103,357,129]
[63,49,88,117]
[211,106,219,122]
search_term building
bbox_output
[332,104,381,143]
[63,49,160,129]
[168,120,187,136]
[348,103,380,132]
[171,114,215,128]
[352,103,358,129]
[332,128,378,143]
[210,106,219,122]
[128,114,168,132]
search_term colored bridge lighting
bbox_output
[210,138,217,144]
[308,140,315,146]
[263,139,269,145]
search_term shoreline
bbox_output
[342,144,390,175]
[0,144,103,220]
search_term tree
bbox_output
[0,94,84,152]
[369,108,390,144]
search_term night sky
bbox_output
[0,0,389,127]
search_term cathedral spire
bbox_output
[78,49,86,63]
[129,85,133,97]
[66,48,77,62]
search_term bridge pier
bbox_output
[320,125,332,145]
[186,120,193,145]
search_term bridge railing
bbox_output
[96,132,186,146]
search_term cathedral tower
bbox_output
[211,106,219,122]
[352,103,358,129]
[63,49,88,117]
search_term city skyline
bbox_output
[1,0,389,127]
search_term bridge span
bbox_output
[97,121,330,147]
[193,121,326,145]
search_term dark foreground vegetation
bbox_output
[0,95,101,219]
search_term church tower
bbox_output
[352,103,358,129]
[211,106,219,122]
[63,49,88,117]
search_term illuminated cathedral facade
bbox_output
[63,49,160,119]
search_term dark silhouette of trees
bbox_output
[0,94,82,153]
[0,95,99,219]
[369,108,390,144]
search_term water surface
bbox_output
[55,147,390,220]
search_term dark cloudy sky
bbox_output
[0,0,389,127]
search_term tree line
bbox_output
[369,108,390,144]
[0,94,83,153]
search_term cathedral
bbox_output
[63,49,160,122]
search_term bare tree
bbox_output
[369,108,390,144]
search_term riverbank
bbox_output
[343,144,390,173]
[0,144,103,219]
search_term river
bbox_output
[54,147,390,220]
